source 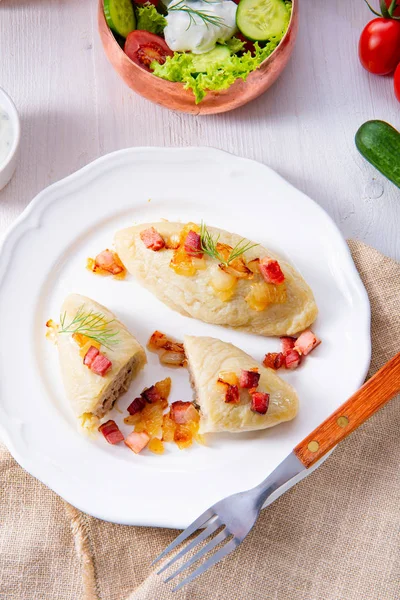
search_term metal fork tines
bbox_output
[153,507,241,591]
[152,453,305,591]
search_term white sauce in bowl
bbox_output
[0,106,14,166]
[164,0,237,54]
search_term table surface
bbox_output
[0,0,399,259]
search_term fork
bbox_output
[153,352,400,591]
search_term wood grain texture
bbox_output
[0,0,399,259]
[294,352,400,468]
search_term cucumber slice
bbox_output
[104,0,136,38]
[191,45,231,73]
[237,0,290,42]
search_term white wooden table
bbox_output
[0,0,399,259]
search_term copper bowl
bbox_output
[98,0,298,115]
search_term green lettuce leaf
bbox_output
[151,40,280,104]
[224,36,246,54]
[136,4,167,35]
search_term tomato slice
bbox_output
[124,31,173,71]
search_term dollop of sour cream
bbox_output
[164,0,237,55]
[0,107,14,166]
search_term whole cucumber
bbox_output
[355,120,400,189]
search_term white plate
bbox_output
[0,148,371,528]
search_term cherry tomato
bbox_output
[394,63,400,102]
[359,18,400,75]
[134,0,158,5]
[124,31,173,71]
[236,33,255,54]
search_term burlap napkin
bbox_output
[0,241,399,600]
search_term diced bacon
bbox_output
[184,230,203,258]
[170,401,199,424]
[124,431,150,454]
[294,330,321,356]
[98,420,124,445]
[285,349,301,370]
[280,336,296,356]
[225,384,240,404]
[239,369,260,389]
[141,385,162,404]
[127,397,146,416]
[263,352,285,370]
[251,392,270,414]
[90,353,112,376]
[140,227,165,251]
[83,346,100,367]
[94,249,124,275]
[259,258,285,285]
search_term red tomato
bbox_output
[385,0,400,16]
[236,33,255,54]
[124,31,173,71]
[134,0,158,5]
[359,18,400,75]
[395,63,400,102]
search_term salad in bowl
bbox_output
[99,0,297,113]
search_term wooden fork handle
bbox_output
[294,352,400,468]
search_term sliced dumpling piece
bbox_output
[184,335,298,435]
[57,294,146,427]
[114,222,318,336]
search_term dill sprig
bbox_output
[200,222,258,266]
[168,0,225,29]
[59,305,120,350]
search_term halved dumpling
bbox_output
[56,294,146,428]
[184,335,298,434]
[114,222,317,336]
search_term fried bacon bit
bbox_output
[225,384,240,404]
[285,349,302,370]
[294,330,321,356]
[98,420,124,445]
[251,392,270,415]
[259,258,285,285]
[239,369,260,389]
[127,397,146,416]
[170,401,200,424]
[83,346,100,367]
[280,336,296,356]
[263,352,285,370]
[124,431,150,454]
[141,385,163,404]
[91,249,126,276]
[140,227,165,251]
[184,230,203,258]
[90,353,112,376]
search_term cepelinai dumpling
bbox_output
[54,294,146,428]
[114,222,317,336]
[184,335,298,434]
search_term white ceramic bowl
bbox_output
[0,88,21,191]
